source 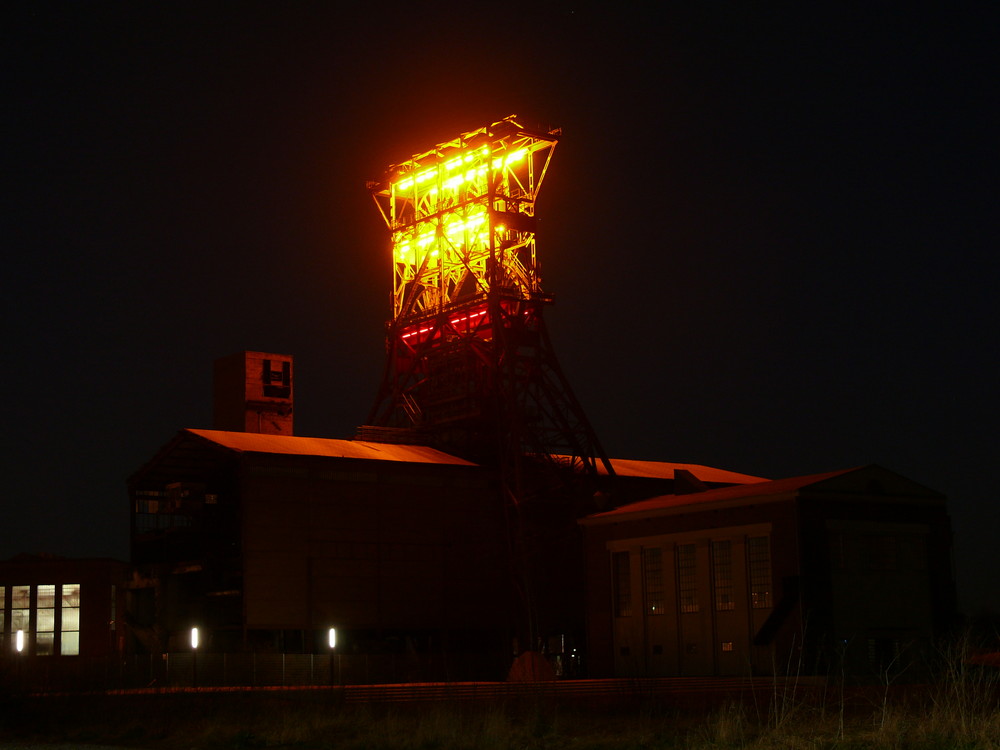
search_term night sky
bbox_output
[4,4,997,616]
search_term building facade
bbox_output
[0,556,128,659]
[580,466,956,679]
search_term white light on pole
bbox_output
[190,627,199,650]
[15,629,24,653]
[328,628,337,650]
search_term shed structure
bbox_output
[580,465,956,679]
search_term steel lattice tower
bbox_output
[364,116,611,480]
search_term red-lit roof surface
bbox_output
[186,429,478,466]
[599,458,766,485]
[581,468,862,524]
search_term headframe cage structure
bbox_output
[365,115,613,484]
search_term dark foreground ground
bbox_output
[0,682,998,750]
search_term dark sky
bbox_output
[3,3,997,615]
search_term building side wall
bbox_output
[213,351,293,435]
[797,494,955,675]
[584,482,955,679]
[239,457,514,640]
[0,559,128,659]
[584,500,801,677]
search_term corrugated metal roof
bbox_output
[185,429,478,466]
[599,458,767,485]
[581,467,861,524]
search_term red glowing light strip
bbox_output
[400,309,488,340]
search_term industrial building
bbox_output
[0,555,128,658]
[580,466,956,678]
[126,352,767,679]
[3,118,958,686]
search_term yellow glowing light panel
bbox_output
[371,116,559,321]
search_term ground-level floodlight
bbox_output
[15,629,24,653]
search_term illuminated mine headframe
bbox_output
[364,116,610,486]
[370,115,559,321]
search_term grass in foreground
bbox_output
[0,684,999,750]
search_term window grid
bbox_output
[10,585,29,653]
[37,585,56,656]
[642,548,665,616]
[677,544,699,613]
[613,551,632,617]
[712,540,735,611]
[748,535,773,609]
[61,584,81,656]
[2,583,82,656]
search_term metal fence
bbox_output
[0,651,510,693]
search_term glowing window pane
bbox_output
[62,607,80,632]
[37,584,56,609]
[11,585,30,609]
[11,608,29,631]
[37,608,55,632]
[61,631,80,656]
[62,584,81,608]
[36,632,55,656]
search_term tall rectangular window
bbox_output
[712,540,735,611]
[748,535,773,608]
[36,585,56,656]
[677,544,699,613]
[642,548,665,616]
[61,584,81,656]
[11,585,29,653]
[864,535,897,571]
[613,551,632,617]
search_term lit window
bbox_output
[613,551,632,617]
[677,544,699,613]
[712,541,735,611]
[61,584,81,656]
[722,641,734,652]
[11,586,29,653]
[748,536,773,609]
[37,585,55,656]
[642,548,665,616]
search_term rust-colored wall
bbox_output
[581,476,954,678]
[239,456,514,635]
[0,557,129,658]
[213,351,293,435]
[582,502,798,677]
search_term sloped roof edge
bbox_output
[598,457,767,484]
[184,429,479,465]
[580,465,944,524]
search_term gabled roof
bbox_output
[129,429,479,487]
[599,458,766,485]
[185,429,477,465]
[580,465,945,525]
